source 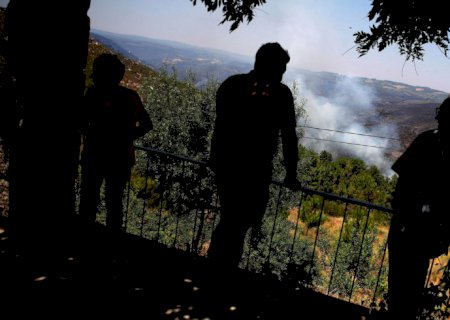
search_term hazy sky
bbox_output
[1,0,449,92]
[84,0,450,93]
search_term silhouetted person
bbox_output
[79,53,152,241]
[5,0,90,274]
[207,42,301,270]
[387,96,450,319]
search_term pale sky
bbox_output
[85,0,450,93]
[1,0,449,92]
[6,0,446,173]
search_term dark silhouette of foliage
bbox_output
[353,0,449,61]
[190,0,266,31]
[190,0,449,61]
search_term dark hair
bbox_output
[254,42,290,71]
[436,96,450,122]
[93,53,125,86]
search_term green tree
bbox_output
[189,0,267,31]
[354,0,449,61]
[121,66,220,250]
[139,65,219,160]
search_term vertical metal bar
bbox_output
[348,207,372,302]
[210,188,219,239]
[124,170,132,232]
[301,210,311,257]
[139,154,151,237]
[309,197,326,280]
[192,165,210,255]
[425,258,435,288]
[156,159,169,242]
[289,190,304,263]
[173,214,180,249]
[266,186,284,265]
[327,201,349,295]
[371,230,389,308]
[191,209,200,254]
[191,163,205,254]
[172,161,186,248]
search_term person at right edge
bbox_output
[207,42,302,271]
[387,96,450,319]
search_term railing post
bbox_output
[371,232,389,310]
[156,160,169,242]
[348,207,372,302]
[129,146,395,310]
[265,186,284,267]
[327,202,349,295]
[140,154,151,237]
[289,190,304,263]
[309,197,326,284]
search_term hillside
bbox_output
[1,6,447,159]
[91,29,252,85]
[90,29,448,152]
[86,37,158,91]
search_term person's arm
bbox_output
[280,87,301,189]
[391,132,427,214]
[79,87,94,136]
[209,79,229,172]
[131,91,153,139]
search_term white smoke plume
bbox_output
[290,73,399,177]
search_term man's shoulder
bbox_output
[418,128,438,137]
[218,73,250,93]
[117,85,138,95]
[278,82,293,95]
[414,129,438,144]
[116,85,142,101]
[222,73,249,84]
[392,129,439,173]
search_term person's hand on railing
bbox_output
[283,175,303,191]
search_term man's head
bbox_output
[436,96,450,141]
[92,53,125,88]
[254,42,290,83]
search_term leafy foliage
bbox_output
[190,0,450,61]
[303,150,396,212]
[82,39,446,315]
[139,66,218,160]
[354,0,450,61]
[190,0,267,31]
[420,262,450,319]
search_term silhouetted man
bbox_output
[207,42,301,269]
[387,96,450,319]
[79,53,152,241]
[5,0,91,274]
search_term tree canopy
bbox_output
[190,0,450,61]
[354,0,449,61]
[190,0,266,32]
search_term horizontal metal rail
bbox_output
[126,145,393,310]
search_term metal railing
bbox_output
[3,139,449,316]
[115,145,393,311]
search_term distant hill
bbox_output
[86,36,158,92]
[91,29,252,86]
[1,9,447,164]
[90,29,449,152]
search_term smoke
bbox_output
[290,73,399,177]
